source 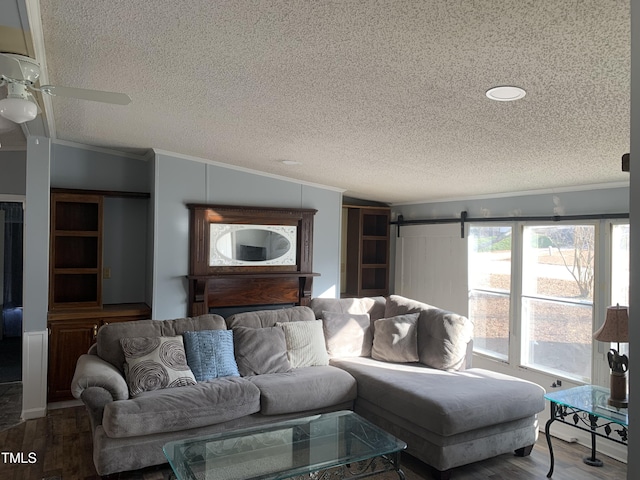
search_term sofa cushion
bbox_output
[121,336,196,397]
[102,377,261,438]
[310,297,386,338]
[226,306,316,329]
[277,320,329,368]
[183,330,240,381]
[322,311,372,358]
[97,315,226,373]
[233,326,291,376]
[385,295,473,371]
[247,366,357,415]
[331,357,545,436]
[371,313,420,363]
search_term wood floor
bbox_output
[0,404,628,480]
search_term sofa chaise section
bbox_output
[310,295,545,479]
[332,357,544,474]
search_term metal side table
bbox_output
[544,385,627,478]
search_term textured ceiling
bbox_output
[28,0,633,203]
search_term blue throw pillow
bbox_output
[183,330,240,381]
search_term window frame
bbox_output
[519,221,597,383]
[469,219,615,385]
[467,223,513,362]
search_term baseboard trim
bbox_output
[21,330,48,421]
[21,406,47,420]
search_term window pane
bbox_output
[523,225,595,301]
[523,298,592,381]
[468,226,511,292]
[612,224,629,306]
[468,225,511,360]
[611,223,629,358]
[522,224,594,381]
[469,291,509,359]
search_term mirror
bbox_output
[210,224,297,266]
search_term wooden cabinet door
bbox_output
[48,319,98,402]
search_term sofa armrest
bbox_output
[71,354,129,401]
[80,386,115,432]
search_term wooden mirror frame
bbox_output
[186,204,318,316]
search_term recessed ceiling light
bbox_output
[485,86,526,102]
[281,160,301,165]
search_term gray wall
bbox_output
[102,197,148,304]
[0,150,27,195]
[391,186,630,293]
[151,152,343,319]
[392,186,629,221]
[50,143,149,192]
[50,142,150,305]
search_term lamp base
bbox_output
[609,371,629,409]
[583,456,604,467]
[608,397,628,409]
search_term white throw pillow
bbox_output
[371,313,420,363]
[277,320,330,368]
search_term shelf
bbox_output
[362,213,389,237]
[345,206,390,296]
[361,239,388,265]
[50,192,103,309]
[361,267,388,291]
[54,236,99,269]
[55,201,100,231]
[52,273,99,304]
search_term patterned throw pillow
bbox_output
[277,320,329,368]
[183,330,240,381]
[120,335,196,396]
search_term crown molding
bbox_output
[152,148,346,193]
[391,181,631,207]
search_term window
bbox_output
[611,223,629,306]
[468,226,512,360]
[469,222,600,382]
[611,223,629,360]
[521,225,595,381]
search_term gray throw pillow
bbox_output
[371,313,420,363]
[120,335,197,397]
[385,295,473,370]
[321,311,372,358]
[232,326,291,376]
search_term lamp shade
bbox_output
[0,97,38,123]
[593,305,629,343]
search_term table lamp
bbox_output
[593,304,629,408]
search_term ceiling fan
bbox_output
[0,53,131,124]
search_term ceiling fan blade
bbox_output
[0,54,25,80]
[39,84,131,105]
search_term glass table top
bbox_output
[163,410,407,480]
[544,385,628,427]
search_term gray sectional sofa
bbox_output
[71,295,545,479]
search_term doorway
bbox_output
[0,201,23,384]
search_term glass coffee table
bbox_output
[163,410,407,480]
[544,385,628,478]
